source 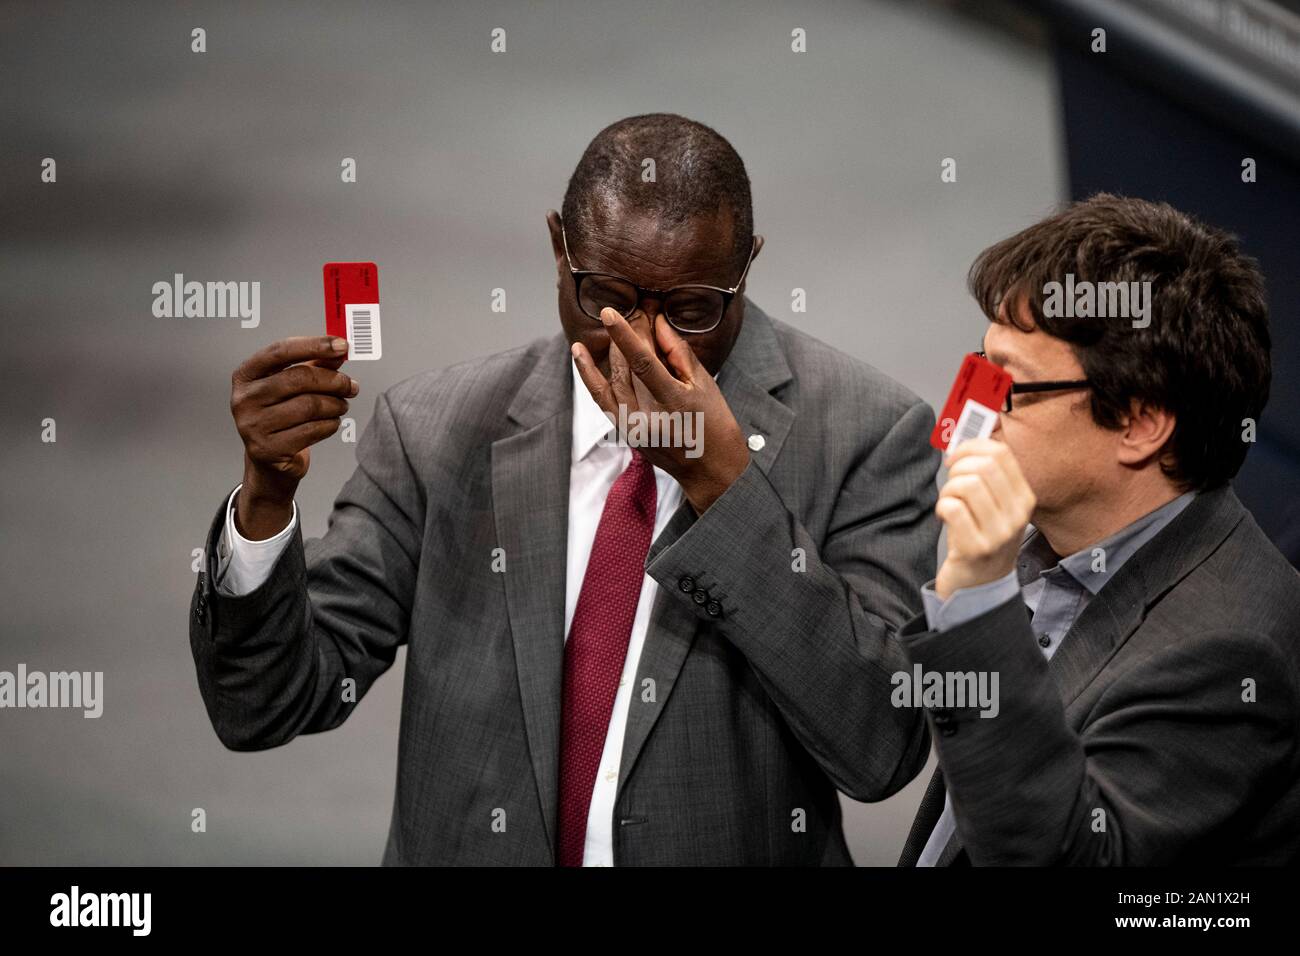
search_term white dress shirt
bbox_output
[214,359,684,866]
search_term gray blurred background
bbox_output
[0,0,1067,864]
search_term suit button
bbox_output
[692,588,708,605]
[705,600,722,618]
[1038,634,1051,648]
[194,584,209,624]
[678,576,695,593]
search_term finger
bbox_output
[946,454,1017,511]
[237,336,349,383]
[600,307,680,401]
[940,473,1000,534]
[245,364,357,406]
[654,315,699,387]
[627,348,659,412]
[607,338,638,413]
[305,353,348,372]
[988,440,1036,507]
[261,417,343,455]
[571,343,618,421]
[262,393,351,435]
[936,495,986,555]
[953,438,1035,510]
[943,436,1000,469]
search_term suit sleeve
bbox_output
[899,596,1300,864]
[645,398,940,801]
[216,484,298,596]
[188,391,424,751]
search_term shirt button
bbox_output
[678,576,696,593]
[605,768,617,782]
[1038,634,1051,648]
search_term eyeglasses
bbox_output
[975,351,1092,413]
[561,223,756,334]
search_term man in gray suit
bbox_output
[189,113,940,865]
[899,194,1300,866]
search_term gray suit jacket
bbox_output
[897,485,1300,866]
[188,299,941,865]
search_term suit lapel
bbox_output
[929,485,1247,865]
[491,333,573,863]
[617,299,796,798]
[1047,485,1245,710]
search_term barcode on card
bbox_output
[345,303,382,360]
[949,398,996,451]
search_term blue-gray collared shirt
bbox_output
[913,490,1197,866]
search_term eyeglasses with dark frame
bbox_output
[974,350,1092,413]
[561,223,757,334]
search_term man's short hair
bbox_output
[561,113,753,273]
[969,193,1271,492]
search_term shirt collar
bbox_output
[1023,490,1198,595]
[570,359,617,464]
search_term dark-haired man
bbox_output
[899,194,1300,866]
[189,113,940,865]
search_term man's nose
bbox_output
[626,305,660,350]
[631,292,665,324]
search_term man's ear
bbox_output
[1117,397,1176,468]
[740,234,764,293]
[546,210,566,287]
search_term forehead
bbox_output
[983,301,1082,375]
[576,200,738,286]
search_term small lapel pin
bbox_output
[747,433,766,452]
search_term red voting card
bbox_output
[930,352,1012,452]
[323,262,382,360]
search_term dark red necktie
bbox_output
[557,450,658,867]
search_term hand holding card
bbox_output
[927,353,1033,598]
[229,334,359,539]
[323,262,382,360]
